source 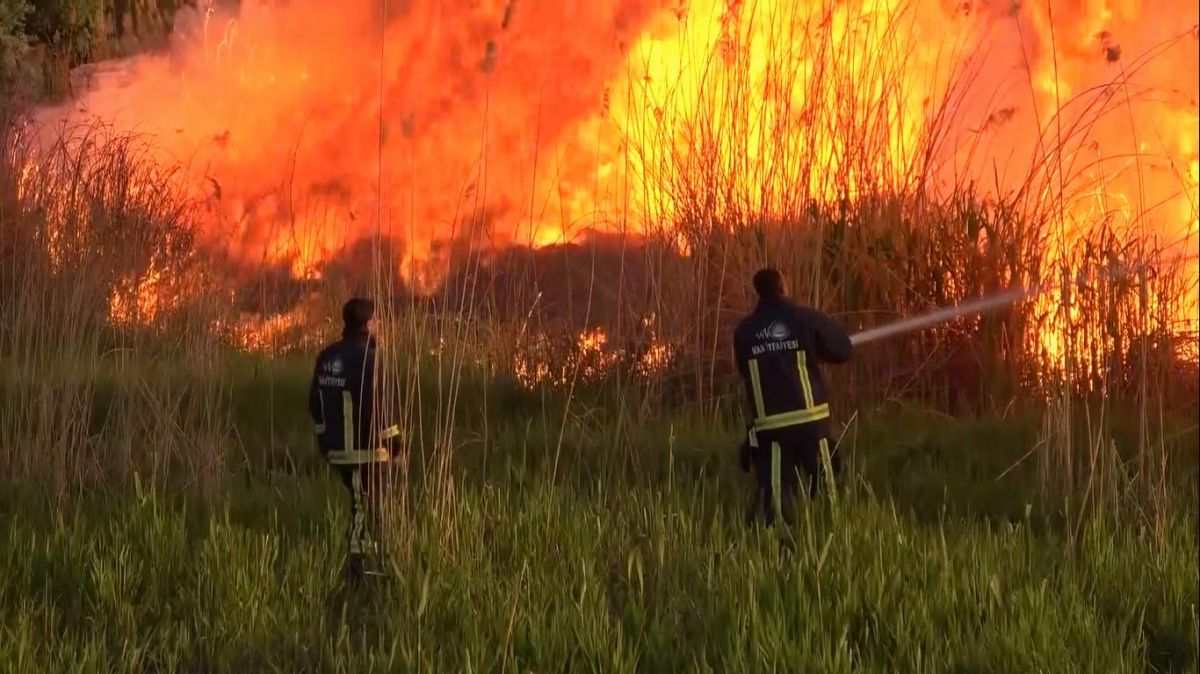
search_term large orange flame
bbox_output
[36,0,1198,342]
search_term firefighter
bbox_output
[308,297,400,584]
[733,268,852,525]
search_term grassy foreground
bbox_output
[1,384,1196,673]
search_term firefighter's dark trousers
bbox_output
[751,430,841,525]
[333,462,389,567]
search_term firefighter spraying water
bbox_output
[733,269,853,526]
[731,257,1186,523]
[731,269,1060,525]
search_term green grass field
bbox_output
[1,357,1196,673]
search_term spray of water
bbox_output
[848,251,1199,347]
[849,287,1033,346]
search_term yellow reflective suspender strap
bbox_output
[342,391,355,452]
[750,351,830,432]
[313,390,326,435]
[770,442,782,521]
[349,469,366,555]
[818,437,836,496]
[752,404,830,431]
[797,351,815,408]
[350,469,362,555]
[325,448,390,465]
[748,359,766,418]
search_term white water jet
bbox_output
[848,251,1200,347]
[849,287,1033,346]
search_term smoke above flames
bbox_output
[34,0,1199,306]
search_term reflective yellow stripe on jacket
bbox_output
[325,448,390,465]
[797,351,815,407]
[753,404,831,431]
[342,391,355,453]
[748,356,831,432]
[313,389,326,435]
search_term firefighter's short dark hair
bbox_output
[342,297,375,329]
[752,268,785,299]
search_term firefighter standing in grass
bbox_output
[309,297,401,583]
[733,268,853,525]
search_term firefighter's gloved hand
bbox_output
[738,427,757,473]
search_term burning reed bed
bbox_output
[1,2,1197,666]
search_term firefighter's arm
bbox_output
[732,329,750,379]
[370,350,403,445]
[308,363,324,435]
[808,309,853,364]
[733,329,756,424]
[738,431,754,473]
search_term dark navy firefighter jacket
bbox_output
[733,297,853,441]
[308,334,398,464]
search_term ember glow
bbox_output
[225,304,314,353]
[108,268,166,327]
[32,0,1199,362]
[514,326,674,388]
